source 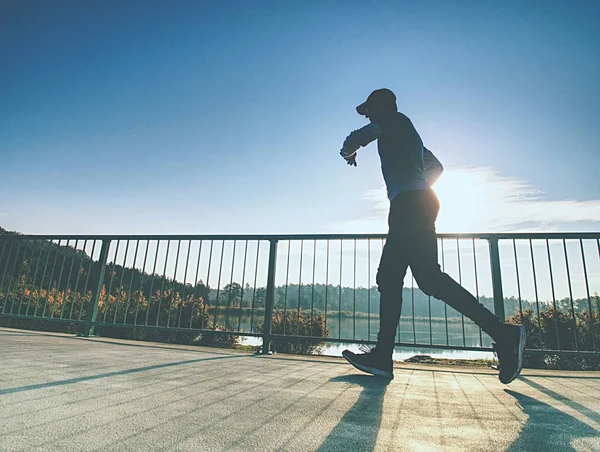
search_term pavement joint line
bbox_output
[309,371,391,452]
[83,361,328,452]
[390,369,414,442]
[264,370,363,452]
[222,367,356,452]
[7,360,298,451]
[0,354,249,396]
[540,375,600,401]
[0,357,266,428]
[471,374,523,423]
[451,372,498,448]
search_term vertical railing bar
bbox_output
[112,239,130,324]
[6,240,25,314]
[324,239,329,334]
[83,239,111,336]
[310,240,316,337]
[50,239,70,318]
[424,235,432,344]
[177,240,192,329]
[457,238,466,347]
[34,241,51,318]
[261,239,278,354]
[133,240,150,325]
[78,240,97,321]
[213,240,225,329]
[166,240,182,327]
[0,240,10,311]
[68,239,87,320]
[42,240,61,318]
[155,240,172,327]
[529,239,543,348]
[224,240,237,331]
[563,240,579,351]
[0,240,16,311]
[411,275,416,344]
[58,239,78,319]
[69,239,88,320]
[353,239,357,341]
[580,239,596,352]
[6,240,24,314]
[26,240,46,316]
[368,239,371,341]
[339,239,343,341]
[489,237,505,323]
[0,239,8,283]
[18,239,39,315]
[297,239,304,337]
[12,239,33,315]
[546,239,561,350]
[188,240,204,330]
[473,239,483,347]
[103,240,120,323]
[283,240,291,336]
[441,238,449,346]
[250,241,260,333]
[237,240,248,333]
[428,293,433,344]
[0,239,11,312]
[123,240,140,325]
[201,240,214,330]
[513,239,524,316]
[144,240,161,326]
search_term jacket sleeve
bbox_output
[340,123,382,158]
[423,147,444,186]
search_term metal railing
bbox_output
[0,232,599,357]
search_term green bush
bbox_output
[507,294,600,370]
[258,309,329,355]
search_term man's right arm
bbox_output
[340,123,382,159]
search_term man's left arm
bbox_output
[424,147,444,186]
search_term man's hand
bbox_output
[344,154,357,167]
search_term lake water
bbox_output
[215,312,495,361]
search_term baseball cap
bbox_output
[356,88,397,116]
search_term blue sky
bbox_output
[1,0,599,234]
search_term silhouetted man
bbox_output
[339,88,526,384]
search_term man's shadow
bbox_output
[505,390,599,451]
[317,374,390,452]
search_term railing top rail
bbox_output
[0,232,599,241]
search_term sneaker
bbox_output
[342,345,394,379]
[493,325,526,384]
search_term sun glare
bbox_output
[434,168,499,232]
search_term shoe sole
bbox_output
[342,352,394,380]
[502,326,526,384]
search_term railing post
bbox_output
[82,239,110,336]
[488,237,505,323]
[261,239,278,355]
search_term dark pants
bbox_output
[375,189,503,355]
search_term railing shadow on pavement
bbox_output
[505,390,599,451]
[317,374,390,452]
[0,353,248,396]
[519,376,600,424]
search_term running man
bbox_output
[339,88,526,384]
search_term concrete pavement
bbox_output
[1,327,599,451]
